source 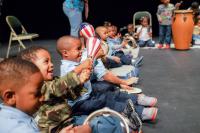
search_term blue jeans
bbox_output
[193,34,200,41]
[138,39,155,47]
[105,58,122,69]
[63,3,82,37]
[159,25,172,45]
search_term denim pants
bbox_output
[105,57,123,69]
[114,51,132,65]
[91,81,143,116]
[138,39,155,47]
[63,3,82,37]
[159,25,172,45]
[193,34,200,41]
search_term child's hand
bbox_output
[117,33,122,38]
[158,18,162,23]
[74,59,92,74]
[175,2,182,9]
[59,124,91,133]
[121,39,128,47]
[148,32,152,37]
[95,47,105,59]
[120,84,132,90]
[122,77,139,86]
[112,56,121,63]
[79,69,91,84]
[59,124,74,133]
[73,124,91,133]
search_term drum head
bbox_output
[84,108,130,133]
[174,10,193,13]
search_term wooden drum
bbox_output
[172,10,194,50]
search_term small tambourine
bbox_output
[83,107,130,133]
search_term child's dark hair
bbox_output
[0,58,40,98]
[17,46,48,61]
[140,16,149,23]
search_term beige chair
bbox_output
[6,16,39,58]
[133,11,152,32]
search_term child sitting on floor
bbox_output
[17,46,139,133]
[95,26,140,76]
[57,35,158,124]
[17,46,93,133]
[135,16,155,47]
[0,58,44,133]
[192,18,200,45]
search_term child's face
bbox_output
[15,72,44,115]
[141,18,149,27]
[107,26,115,38]
[67,39,82,62]
[34,49,54,81]
[98,28,108,41]
[127,25,134,33]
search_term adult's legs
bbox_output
[63,5,82,37]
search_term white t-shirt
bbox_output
[136,26,151,41]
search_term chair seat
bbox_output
[12,33,39,40]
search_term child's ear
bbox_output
[63,50,69,57]
[2,89,16,106]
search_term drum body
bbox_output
[172,10,194,50]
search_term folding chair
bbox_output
[133,11,152,32]
[6,16,39,58]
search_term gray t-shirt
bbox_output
[157,3,175,25]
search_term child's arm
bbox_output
[41,60,92,101]
[73,59,92,75]
[42,71,83,100]
[156,5,162,23]
[84,0,89,20]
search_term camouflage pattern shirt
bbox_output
[34,71,86,133]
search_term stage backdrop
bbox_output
[0,0,194,43]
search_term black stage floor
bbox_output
[0,40,200,133]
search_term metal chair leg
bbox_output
[17,39,26,49]
[6,33,12,58]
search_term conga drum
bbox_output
[172,10,194,50]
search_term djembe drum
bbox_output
[172,10,194,50]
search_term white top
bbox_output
[136,26,151,41]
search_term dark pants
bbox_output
[113,51,132,65]
[72,81,143,118]
[105,58,122,69]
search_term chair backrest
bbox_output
[6,16,23,34]
[133,11,152,31]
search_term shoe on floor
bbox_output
[157,44,163,49]
[132,56,143,68]
[122,99,142,131]
[164,44,170,49]
[137,94,157,107]
[131,67,140,77]
[141,107,158,121]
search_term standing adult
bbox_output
[63,0,89,37]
